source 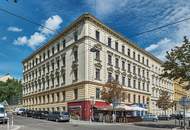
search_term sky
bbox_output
[0,0,190,79]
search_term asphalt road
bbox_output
[0,115,181,130]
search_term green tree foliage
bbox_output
[0,79,22,103]
[162,36,190,90]
[156,91,174,115]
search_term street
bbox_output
[0,115,183,130]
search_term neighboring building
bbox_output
[22,13,174,120]
[174,80,189,112]
[0,74,13,82]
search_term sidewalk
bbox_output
[0,125,21,130]
[69,119,120,126]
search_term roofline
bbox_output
[22,12,163,64]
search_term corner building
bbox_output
[22,13,174,120]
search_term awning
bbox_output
[94,102,112,110]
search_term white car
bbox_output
[0,104,8,124]
[17,108,25,115]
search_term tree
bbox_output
[161,36,190,90]
[0,79,22,104]
[156,91,174,115]
[101,80,126,105]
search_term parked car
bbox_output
[22,109,35,117]
[32,111,49,119]
[158,115,170,120]
[142,114,158,122]
[47,111,70,122]
[0,104,8,124]
[17,108,25,115]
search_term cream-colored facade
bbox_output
[22,13,173,115]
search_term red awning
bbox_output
[94,102,112,110]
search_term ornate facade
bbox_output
[22,13,174,120]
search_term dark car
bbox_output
[23,110,35,117]
[32,111,49,119]
[158,115,170,120]
[47,111,70,122]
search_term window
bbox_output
[147,71,149,78]
[122,45,125,54]
[133,51,136,59]
[133,95,136,103]
[128,48,130,57]
[95,68,100,80]
[74,31,78,41]
[74,49,78,61]
[138,81,141,90]
[138,54,140,62]
[52,94,54,102]
[52,47,54,55]
[57,92,59,102]
[36,58,38,65]
[147,83,149,92]
[62,72,65,84]
[138,68,141,76]
[96,88,100,99]
[62,39,66,48]
[39,56,42,62]
[115,74,119,82]
[122,76,125,86]
[146,59,149,66]
[115,42,118,51]
[128,63,131,72]
[61,55,65,67]
[51,60,54,70]
[96,30,100,41]
[142,69,145,77]
[108,72,112,82]
[57,43,60,52]
[133,80,136,88]
[62,91,65,102]
[128,78,131,87]
[46,63,49,72]
[108,55,112,65]
[138,95,141,103]
[95,50,100,61]
[108,37,111,47]
[56,76,59,86]
[74,89,78,99]
[43,53,46,60]
[142,56,144,64]
[122,61,125,70]
[73,69,78,81]
[56,57,60,68]
[115,58,119,68]
[143,82,145,90]
[47,50,50,58]
[133,65,136,74]
[128,94,131,102]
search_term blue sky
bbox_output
[0,0,190,79]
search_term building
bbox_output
[22,13,174,120]
[0,74,13,82]
[174,80,189,112]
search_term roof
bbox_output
[22,12,163,64]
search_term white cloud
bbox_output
[1,36,7,40]
[145,5,190,61]
[7,26,22,32]
[13,15,62,49]
[86,0,128,17]
[40,15,62,35]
